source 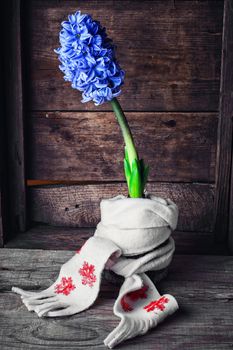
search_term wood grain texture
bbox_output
[0,249,233,349]
[3,0,27,237]
[5,225,227,255]
[214,0,233,244]
[28,183,215,232]
[0,191,3,247]
[223,0,233,252]
[0,13,5,246]
[27,112,218,182]
[24,0,223,111]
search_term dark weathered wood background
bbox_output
[3,0,233,252]
[19,0,224,250]
[25,1,222,111]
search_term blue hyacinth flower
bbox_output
[55,11,125,106]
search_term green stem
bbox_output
[110,97,138,168]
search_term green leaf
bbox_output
[124,157,131,189]
[129,159,142,198]
[139,158,149,194]
[124,146,130,165]
[142,164,149,192]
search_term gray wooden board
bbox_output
[0,249,233,349]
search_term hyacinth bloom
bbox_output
[55,11,149,198]
[55,11,124,106]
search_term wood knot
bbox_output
[161,119,176,127]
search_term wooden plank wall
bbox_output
[0,102,4,246]
[0,7,5,246]
[223,0,233,252]
[2,0,27,242]
[214,0,233,244]
[24,0,222,112]
[27,112,218,182]
[23,1,224,248]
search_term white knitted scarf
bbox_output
[12,194,179,348]
[95,194,179,347]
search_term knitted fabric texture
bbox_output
[12,237,121,318]
[95,194,179,347]
[95,194,178,256]
[12,194,179,348]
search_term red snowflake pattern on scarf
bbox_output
[121,296,133,312]
[79,261,97,287]
[54,277,76,296]
[127,285,149,301]
[121,285,149,312]
[144,296,169,312]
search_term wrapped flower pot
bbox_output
[97,194,178,284]
[12,10,180,348]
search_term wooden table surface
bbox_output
[0,249,233,349]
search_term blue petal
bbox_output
[55,9,125,105]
